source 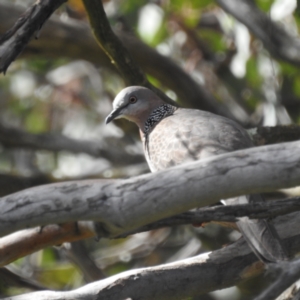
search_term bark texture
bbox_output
[0,140,300,239]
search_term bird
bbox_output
[106,86,288,263]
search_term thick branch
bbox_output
[217,0,300,66]
[1,197,299,267]
[0,0,67,74]
[0,140,300,238]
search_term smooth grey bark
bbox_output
[3,211,300,300]
[0,140,300,238]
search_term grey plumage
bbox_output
[106,86,288,263]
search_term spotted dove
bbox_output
[106,86,288,263]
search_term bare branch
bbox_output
[1,196,299,267]
[217,0,300,66]
[1,140,300,297]
[0,0,67,74]
[3,212,300,300]
[0,140,300,239]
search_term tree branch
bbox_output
[0,0,67,74]
[1,196,299,267]
[3,212,300,300]
[0,140,300,239]
[1,139,300,297]
[216,0,300,66]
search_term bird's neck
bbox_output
[143,104,176,134]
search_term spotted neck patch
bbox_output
[144,104,176,134]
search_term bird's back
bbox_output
[143,108,253,172]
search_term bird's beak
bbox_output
[105,107,123,124]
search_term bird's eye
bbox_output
[129,96,137,104]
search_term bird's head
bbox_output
[105,86,165,129]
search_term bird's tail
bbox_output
[224,194,289,263]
